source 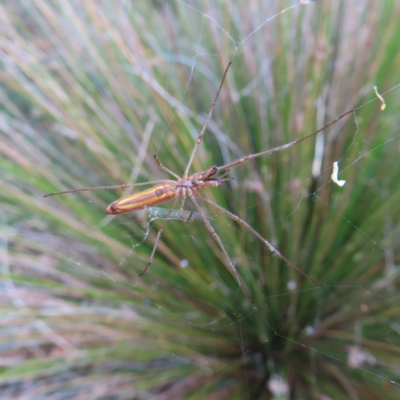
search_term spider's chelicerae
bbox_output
[45,62,354,301]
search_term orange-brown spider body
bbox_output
[106,166,222,215]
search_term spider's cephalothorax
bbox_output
[177,166,221,194]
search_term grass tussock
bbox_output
[1,1,400,398]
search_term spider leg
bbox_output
[216,109,355,173]
[218,169,233,183]
[177,188,193,222]
[198,194,322,287]
[188,191,252,302]
[185,212,194,223]
[179,190,193,223]
[184,62,232,178]
[153,154,180,180]
[178,189,188,220]
[139,198,179,277]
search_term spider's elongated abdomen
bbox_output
[106,183,177,215]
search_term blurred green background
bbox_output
[1,1,400,398]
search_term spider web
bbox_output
[2,0,400,398]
